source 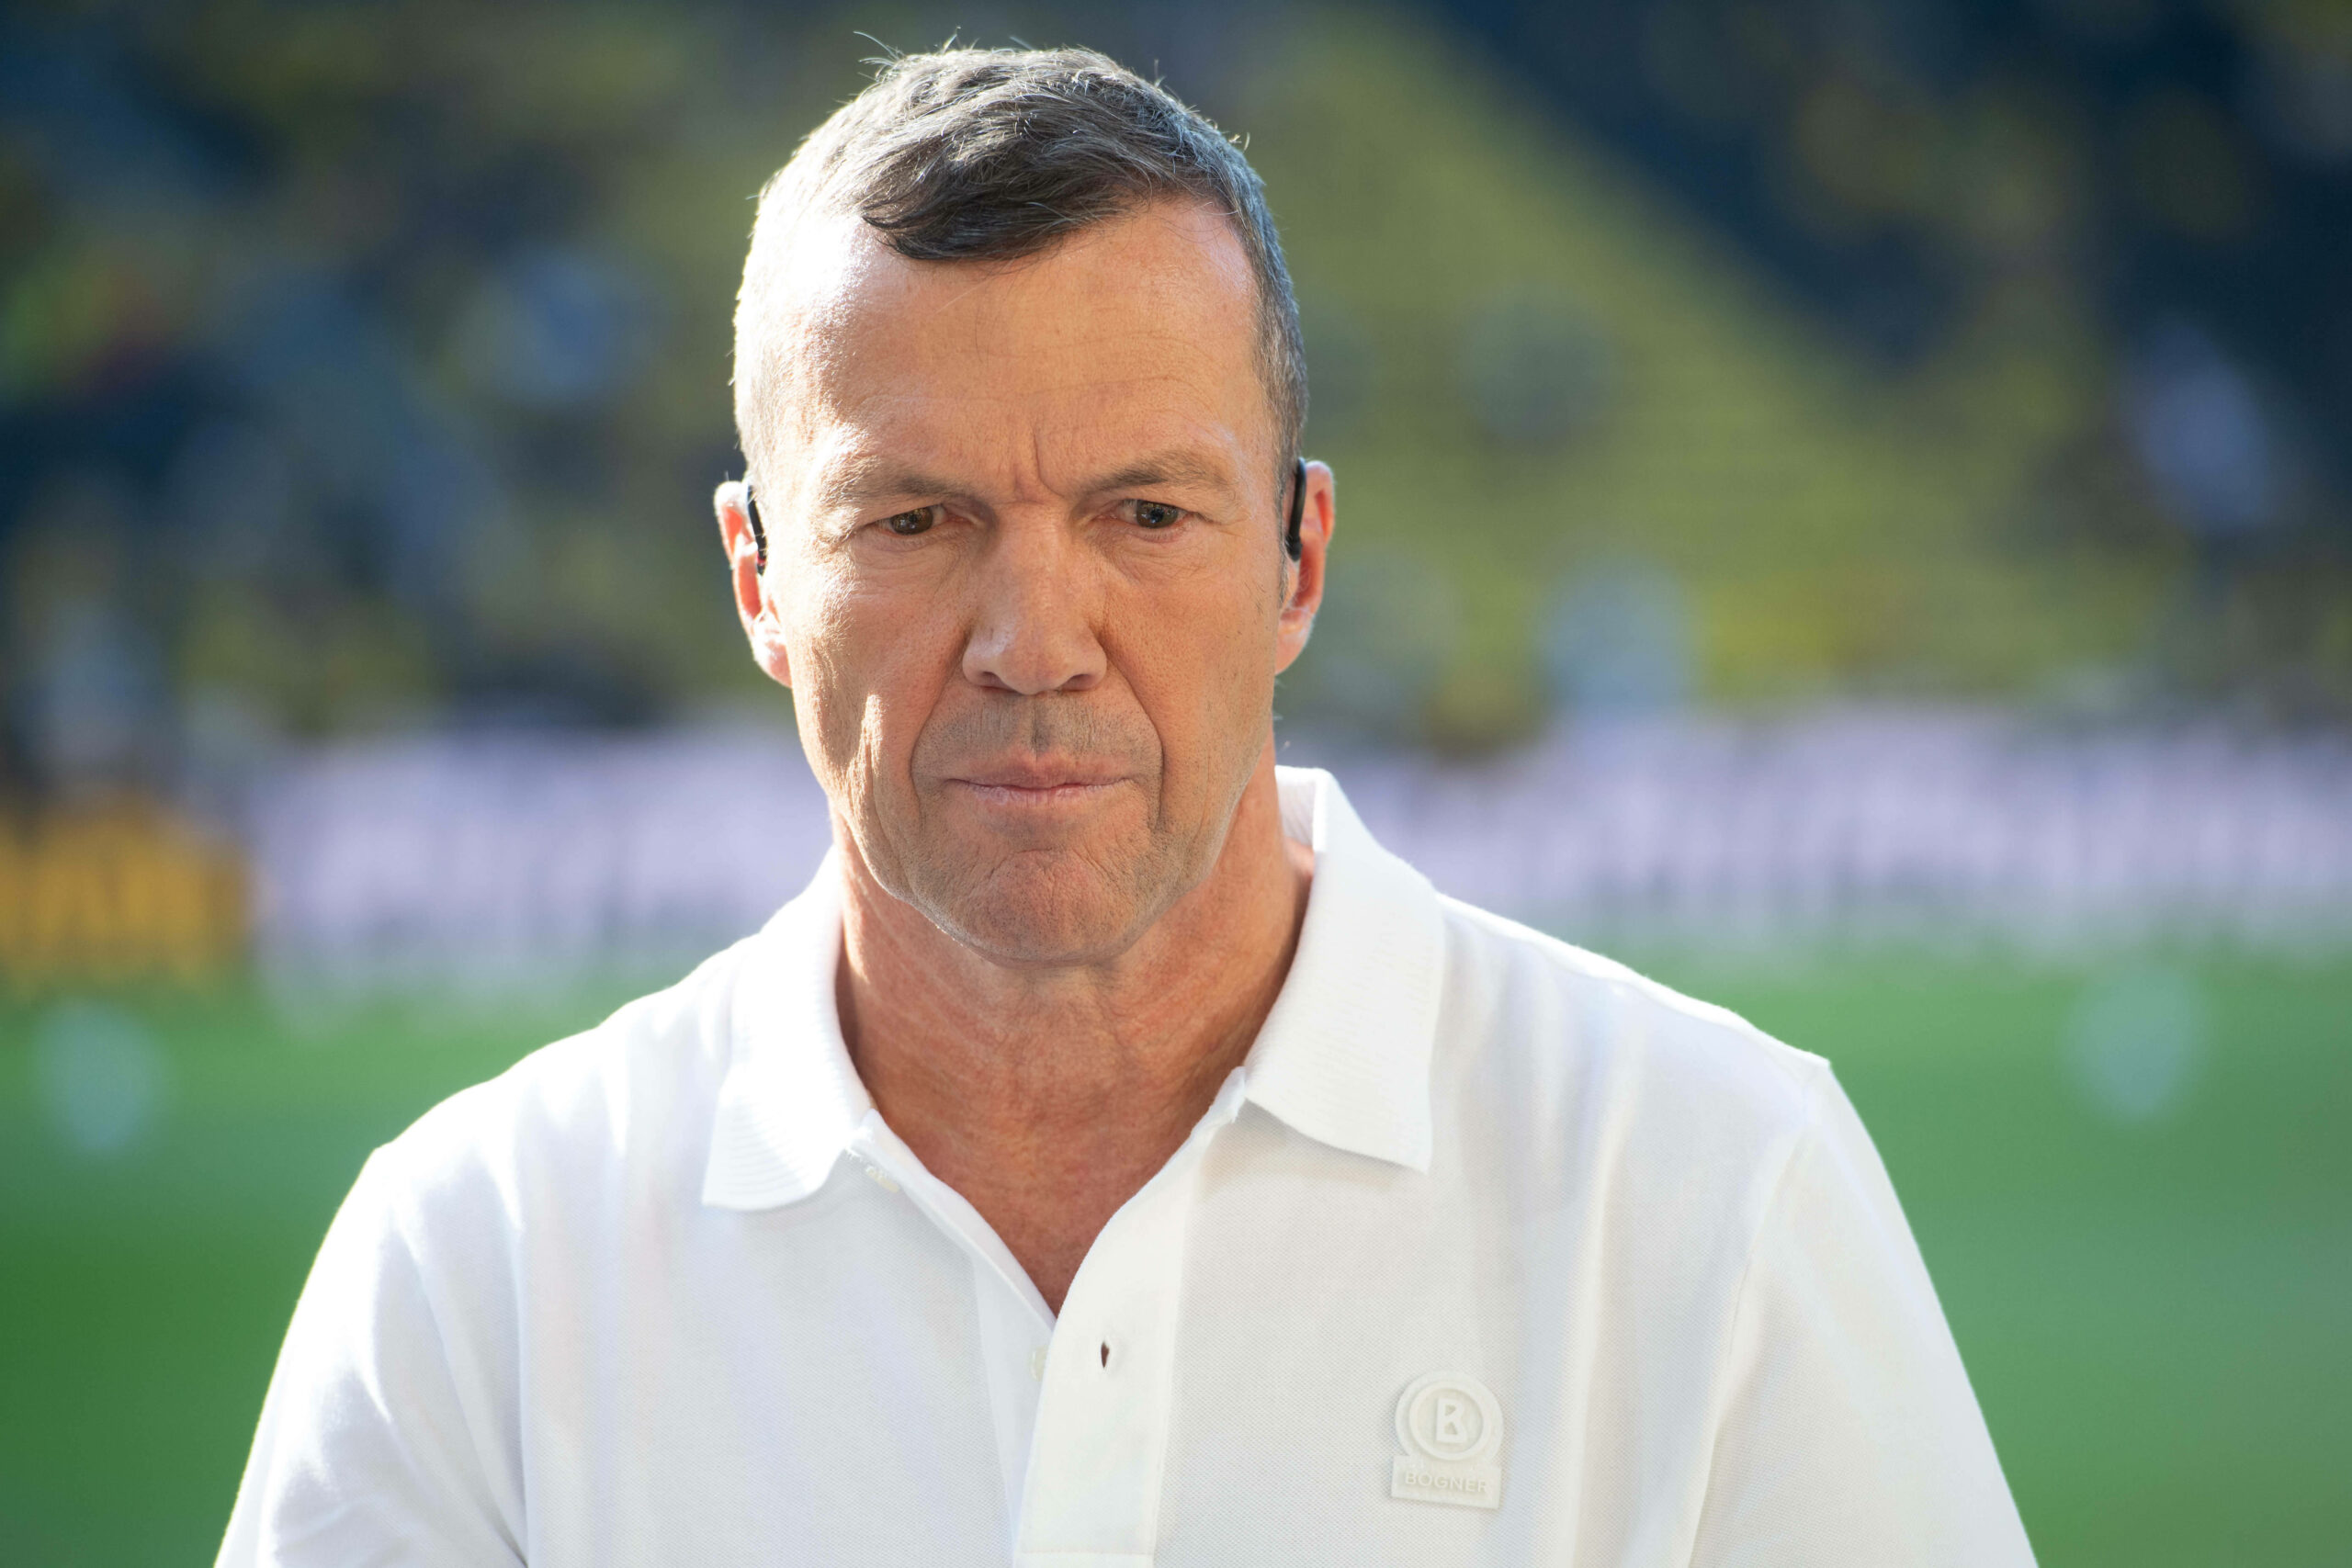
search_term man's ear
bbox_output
[1274,460,1334,674]
[714,479,793,690]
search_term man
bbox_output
[220,47,2034,1566]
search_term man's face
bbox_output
[727,200,1323,965]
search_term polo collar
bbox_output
[1238,767,1443,1171]
[702,766,1445,1211]
[702,860,871,1209]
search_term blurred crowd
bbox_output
[3,0,2349,985]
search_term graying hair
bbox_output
[735,46,1306,492]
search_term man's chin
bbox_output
[919,847,1171,968]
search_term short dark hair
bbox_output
[739,47,1306,488]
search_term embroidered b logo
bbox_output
[1392,1374,1504,1510]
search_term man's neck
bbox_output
[834,752,1311,1315]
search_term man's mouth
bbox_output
[943,759,1130,808]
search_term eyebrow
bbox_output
[813,458,962,513]
[1075,452,1240,500]
[813,448,1246,513]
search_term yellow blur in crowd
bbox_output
[0,797,246,987]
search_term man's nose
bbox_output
[961,523,1107,696]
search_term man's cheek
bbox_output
[791,646,876,792]
[842,644,945,788]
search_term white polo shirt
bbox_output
[220,767,2033,1566]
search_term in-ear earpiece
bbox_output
[743,479,768,573]
[1284,457,1306,562]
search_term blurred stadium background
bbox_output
[3,1,2348,1562]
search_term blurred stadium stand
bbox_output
[2,1,2349,986]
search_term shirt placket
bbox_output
[849,1075,1249,1568]
[1014,1072,1248,1566]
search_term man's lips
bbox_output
[946,757,1130,789]
[941,760,1133,806]
[951,782,1117,808]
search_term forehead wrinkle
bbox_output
[817,349,1247,461]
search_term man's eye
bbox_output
[882,507,937,536]
[1129,501,1184,530]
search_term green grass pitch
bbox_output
[2,952,2346,1565]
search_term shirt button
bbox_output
[861,1164,900,1194]
[1028,1347,1047,1382]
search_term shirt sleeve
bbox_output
[1686,1066,2037,1568]
[216,1148,524,1568]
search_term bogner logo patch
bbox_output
[1391,1373,1504,1510]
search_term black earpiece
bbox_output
[743,479,768,573]
[1284,457,1306,561]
